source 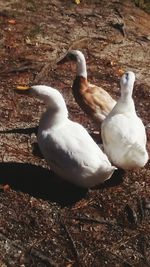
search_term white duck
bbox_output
[101,71,149,170]
[57,50,116,125]
[16,85,116,188]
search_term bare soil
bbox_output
[0,0,150,266]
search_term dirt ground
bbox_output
[0,0,150,266]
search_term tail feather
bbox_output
[132,142,146,155]
[126,142,148,167]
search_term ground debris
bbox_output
[0,0,150,266]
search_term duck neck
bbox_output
[120,88,135,112]
[121,85,133,102]
[76,54,87,79]
[31,86,68,130]
[40,107,68,131]
[121,91,132,101]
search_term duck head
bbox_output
[57,50,85,64]
[120,71,135,97]
[15,85,68,114]
[57,50,87,79]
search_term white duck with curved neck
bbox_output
[29,85,116,188]
[101,71,149,169]
[31,85,68,130]
[70,50,87,78]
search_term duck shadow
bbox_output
[0,126,38,135]
[89,168,124,190]
[90,131,102,144]
[100,168,125,188]
[0,127,124,205]
[0,162,124,206]
[0,162,87,206]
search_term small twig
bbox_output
[30,247,59,267]
[68,36,107,51]
[104,249,132,266]
[33,62,52,84]
[0,231,58,267]
[137,198,145,222]
[113,233,140,252]
[124,204,138,228]
[137,234,150,267]
[60,218,83,267]
[71,215,115,226]
[111,22,126,37]
[114,7,124,19]
[0,65,36,75]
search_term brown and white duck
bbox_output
[57,50,116,126]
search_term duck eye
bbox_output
[126,73,129,80]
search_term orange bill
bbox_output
[16,85,31,91]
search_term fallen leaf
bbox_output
[116,68,124,76]
[8,19,16,25]
[75,0,80,4]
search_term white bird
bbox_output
[16,85,116,188]
[57,50,116,125]
[101,71,149,170]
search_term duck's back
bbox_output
[72,76,116,123]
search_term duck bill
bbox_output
[57,51,77,65]
[15,85,32,94]
[57,53,69,65]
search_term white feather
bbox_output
[29,85,116,188]
[101,71,149,169]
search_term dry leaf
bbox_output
[8,19,16,25]
[75,0,80,4]
[117,68,124,76]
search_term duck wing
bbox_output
[102,114,147,150]
[38,120,108,173]
[81,84,116,120]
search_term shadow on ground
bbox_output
[0,162,124,206]
[0,162,88,206]
[0,126,38,135]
